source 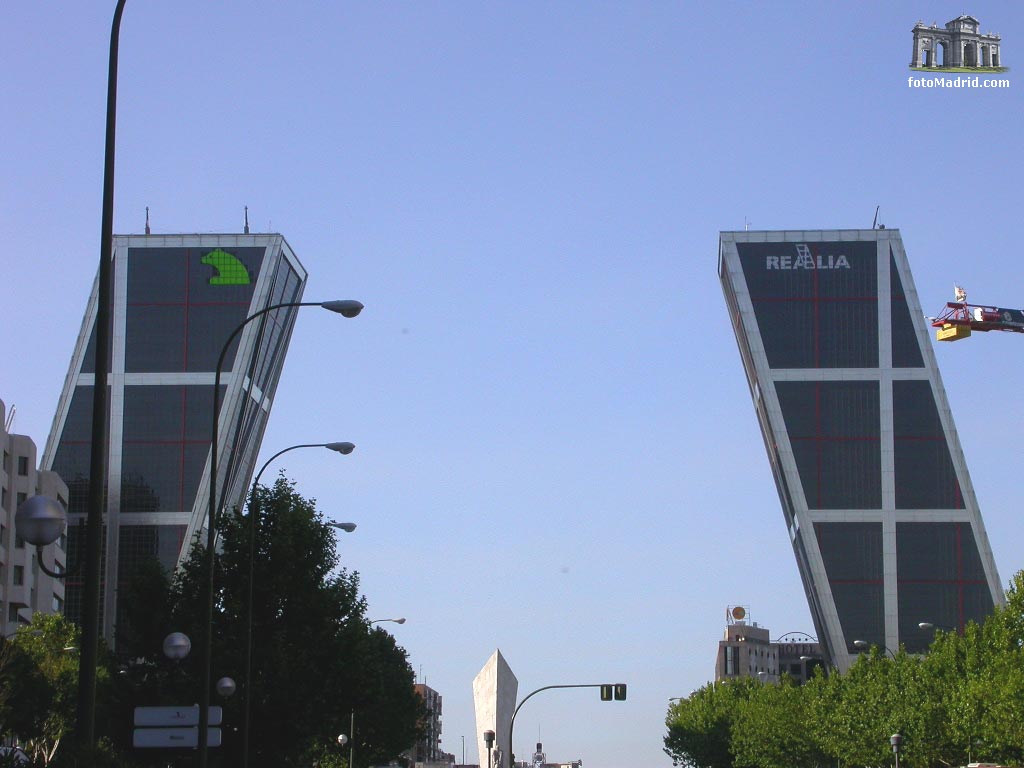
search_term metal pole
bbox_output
[508,685,604,768]
[77,0,127,750]
[242,443,330,768]
[350,710,355,768]
[199,301,320,767]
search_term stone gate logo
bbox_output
[765,244,850,270]
[910,15,1006,71]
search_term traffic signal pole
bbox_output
[506,683,626,768]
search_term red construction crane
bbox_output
[931,285,1024,341]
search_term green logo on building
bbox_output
[201,248,250,285]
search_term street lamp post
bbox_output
[241,441,356,768]
[199,298,363,767]
[79,0,128,748]
[370,618,407,626]
[891,733,903,768]
[484,730,495,768]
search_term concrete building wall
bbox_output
[1,398,68,635]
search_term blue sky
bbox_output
[3,3,1022,766]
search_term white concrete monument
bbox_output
[473,649,518,768]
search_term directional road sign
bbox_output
[134,705,222,727]
[133,727,222,748]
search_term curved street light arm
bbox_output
[508,685,604,768]
[202,300,331,767]
[241,438,353,768]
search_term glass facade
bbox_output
[720,230,1001,671]
[43,235,307,645]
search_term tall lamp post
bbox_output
[78,0,128,749]
[891,733,903,768]
[241,441,356,768]
[199,298,363,767]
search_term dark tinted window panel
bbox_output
[833,582,885,653]
[125,305,187,371]
[738,241,878,369]
[62,386,96,442]
[52,443,92,515]
[816,522,883,580]
[890,251,925,368]
[182,444,209,511]
[893,380,943,436]
[897,523,993,651]
[897,522,986,581]
[184,386,222,442]
[749,300,816,368]
[817,301,878,368]
[118,524,186,576]
[778,382,881,509]
[121,444,184,512]
[127,247,188,302]
[894,441,963,508]
[893,381,963,508]
[897,582,961,653]
[123,386,186,442]
[817,441,882,508]
[185,304,251,371]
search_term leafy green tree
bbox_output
[120,476,422,768]
[664,678,757,768]
[731,677,825,768]
[3,614,88,764]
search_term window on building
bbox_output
[53,595,64,613]
[3,451,9,472]
[0,524,6,546]
[8,605,20,623]
[1,487,7,507]
[17,492,27,506]
[15,533,25,549]
[13,565,24,586]
[724,645,738,675]
[17,456,29,476]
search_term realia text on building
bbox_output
[765,244,851,270]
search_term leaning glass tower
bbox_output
[719,229,1002,670]
[43,234,307,646]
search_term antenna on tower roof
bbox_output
[244,205,250,234]
[145,206,151,235]
[872,205,880,229]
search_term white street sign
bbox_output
[132,726,222,748]
[134,705,222,727]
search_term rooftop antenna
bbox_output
[145,206,151,235]
[4,404,15,433]
[872,205,880,229]
[744,216,750,231]
[243,205,250,234]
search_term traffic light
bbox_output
[600,683,627,701]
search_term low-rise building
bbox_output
[715,606,822,684]
[1,398,68,635]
